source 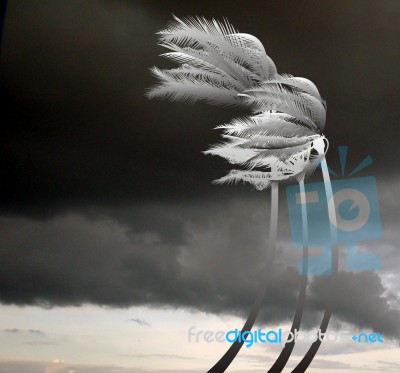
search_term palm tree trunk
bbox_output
[291,156,338,372]
[207,181,279,372]
[267,179,309,372]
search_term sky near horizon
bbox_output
[1,0,400,372]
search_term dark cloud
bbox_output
[0,194,399,339]
[310,271,400,340]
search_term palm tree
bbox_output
[146,15,338,373]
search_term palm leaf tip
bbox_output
[213,169,272,190]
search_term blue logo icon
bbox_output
[286,146,382,275]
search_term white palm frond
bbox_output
[224,32,276,80]
[213,169,273,190]
[243,142,312,169]
[149,66,243,93]
[146,15,277,107]
[203,144,260,164]
[266,74,323,101]
[146,64,246,107]
[158,15,275,82]
[241,85,325,132]
[159,43,261,87]
[146,75,241,106]
[158,46,229,74]
[158,46,249,89]
[236,135,315,149]
[215,114,315,138]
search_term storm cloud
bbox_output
[0,189,400,338]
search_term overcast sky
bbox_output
[0,1,400,372]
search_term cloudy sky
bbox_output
[0,0,400,372]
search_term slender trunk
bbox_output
[267,179,308,372]
[291,157,338,372]
[207,181,279,372]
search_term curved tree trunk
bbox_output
[267,178,309,372]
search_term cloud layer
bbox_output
[0,189,399,338]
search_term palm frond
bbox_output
[213,169,273,190]
[237,135,314,150]
[159,46,248,89]
[243,77,326,132]
[158,15,275,84]
[147,15,278,107]
[203,144,259,164]
[224,32,276,80]
[243,142,312,169]
[145,74,242,106]
[266,74,323,101]
[242,85,325,132]
[215,114,316,139]
[149,66,243,92]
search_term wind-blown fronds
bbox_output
[265,74,324,101]
[158,15,275,81]
[204,105,325,183]
[146,15,277,107]
[147,16,328,187]
[242,83,326,132]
